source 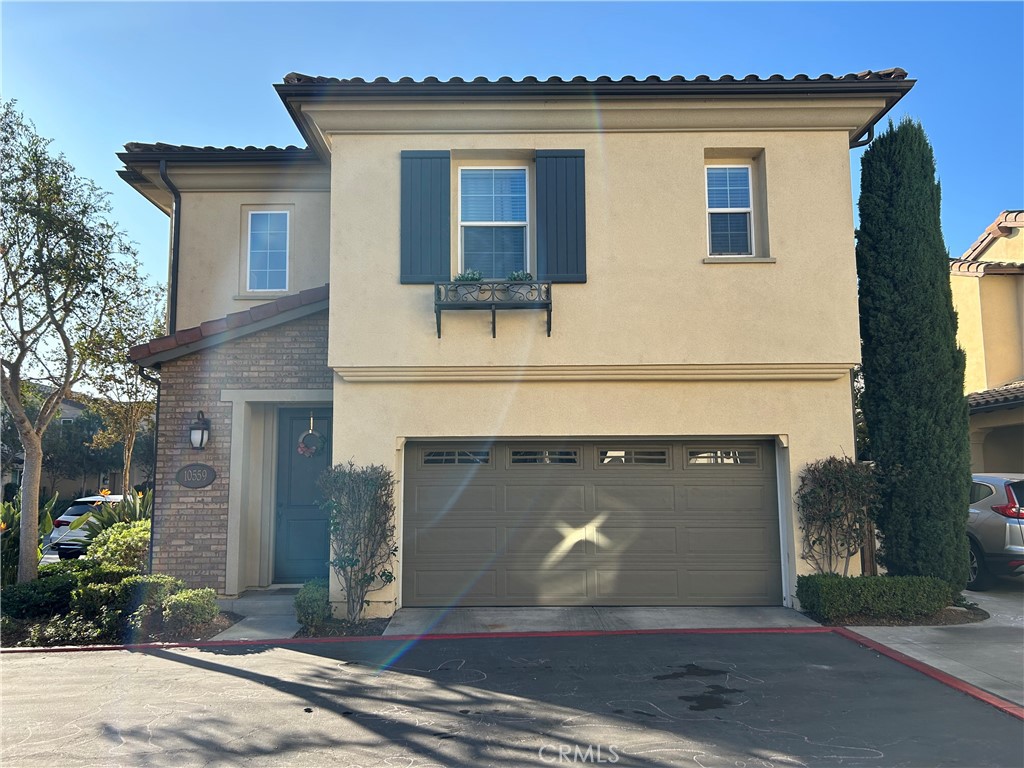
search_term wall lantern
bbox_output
[188,410,211,450]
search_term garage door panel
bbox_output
[686,569,778,603]
[415,485,497,514]
[597,526,679,554]
[686,484,766,511]
[505,485,586,512]
[686,525,778,556]
[404,440,781,607]
[506,526,587,556]
[594,485,675,512]
[413,570,497,600]
[412,526,497,555]
[506,569,588,599]
[596,569,680,598]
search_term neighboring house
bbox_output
[123,69,912,615]
[950,211,1024,473]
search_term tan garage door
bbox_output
[402,441,782,607]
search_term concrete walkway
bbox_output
[383,605,819,635]
[853,577,1024,706]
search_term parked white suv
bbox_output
[49,495,122,559]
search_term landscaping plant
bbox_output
[855,118,971,588]
[295,578,331,631]
[796,457,878,577]
[0,493,57,587]
[318,461,398,621]
[84,519,151,570]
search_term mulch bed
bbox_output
[294,617,390,638]
[823,606,990,627]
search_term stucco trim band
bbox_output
[335,363,852,383]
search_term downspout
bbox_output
[850,125,875,149]
[159,160,182,335]
[136,363,161,574]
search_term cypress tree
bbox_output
[855,117,971,588]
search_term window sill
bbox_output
[703,256,776,264]
[233,292,290,301]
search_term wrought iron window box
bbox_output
[434,280,552,338]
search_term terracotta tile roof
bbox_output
[129,284,328,366]
[968,380,1024,413]
[960,210,1024,262]
[949,258,1024,276]
[282,69,909,87]
[118,143,319,163]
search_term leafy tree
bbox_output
[855,118,971,588]
[318,462,398,621]
[0,101,145,582]
[796,457,878,576]
[87,284,163,497]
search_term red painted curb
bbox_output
[0,625,832,654]
[833,627,1024,721]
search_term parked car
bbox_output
[966,473,1024,590]
[49,495,123,560]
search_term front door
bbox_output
[275,407,332,582]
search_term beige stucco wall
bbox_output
[978,228,1024,263]
[330,374,857,614]
[327,130,861,370]
[952,272,1024,393]
[175,190,330,329]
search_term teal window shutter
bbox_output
[536,150,586,283]
[401,150,451,284]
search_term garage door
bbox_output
[402,440,781,606]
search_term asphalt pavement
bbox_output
[3,629,1022,767]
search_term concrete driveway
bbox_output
[855,576,1024,706]
[3,630,1021,767]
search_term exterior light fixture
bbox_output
[189,410,211,450]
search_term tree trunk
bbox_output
[18,438,43,583]
[121,431,136,497]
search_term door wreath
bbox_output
[297,412,327,458]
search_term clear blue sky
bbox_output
[3,1,1022,283]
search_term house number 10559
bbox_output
[176,463,216,489]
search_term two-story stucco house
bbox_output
[123,69,912,616]
[949,211,1024,473]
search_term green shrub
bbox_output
[79,490,153,542]
[295,578,331,631]
[23,614,105,647]
[72,573,182,623]
[0,574,77,620]
[797,574,956,623]
[87,520,150,570]
[453,269,483,282]
[38,559,138,586]
[1,492,58,587]
[162,588,219,634]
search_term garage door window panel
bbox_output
[687,447,761,468]
[597,446,671,467]
[509,447,581,467]
[422,448,492,466]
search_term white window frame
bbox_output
[246,209,290,293]
[705,164,755,257]
[458,166,530,278]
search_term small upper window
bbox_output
[706,166,753,256]
[248,211,289,291]
[688,448,759,466]
[460,168,528,279]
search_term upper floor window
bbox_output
[247,211,289,291]
[706,166,753,256]
[459,168,528,279]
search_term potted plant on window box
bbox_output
[452,269,484,300]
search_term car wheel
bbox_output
[56,548,80,561]
[966,540,994,591]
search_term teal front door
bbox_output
[275,408,332,582]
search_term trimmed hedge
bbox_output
[163,589,219,634]
[797,574,955,623]
[295,578,331,631]
[0,574,77,620]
